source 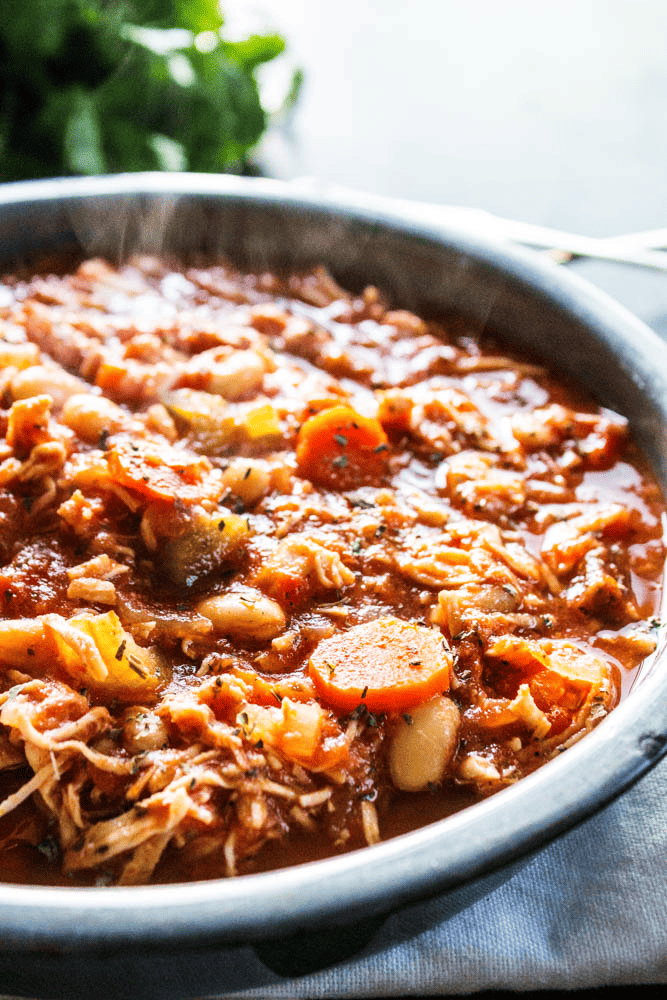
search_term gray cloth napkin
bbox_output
[217,754,667,997]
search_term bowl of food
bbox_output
[0,173,666,1000]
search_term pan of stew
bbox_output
[0,173,666,1000]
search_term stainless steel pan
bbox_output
[0,173,666,1000]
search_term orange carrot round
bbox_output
[107,439,211,503]
[308,617,452,714]
[295,404,389,490]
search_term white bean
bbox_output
[61,393,129,442]
[209,350,267,399]
[389,696,460,792]
[11,365,85,408]
[182,349,270,401]
[122,707,168,754]
[221,458,271,507]
[197,587,286,642]
[0,341,40,370]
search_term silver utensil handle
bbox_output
[288,179,667,273]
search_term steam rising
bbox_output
[62,185,509,338]
[67,194,180,264]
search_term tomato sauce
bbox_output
[0,255,663,886]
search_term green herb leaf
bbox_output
[0,0,291,181]
[175,0,223,34]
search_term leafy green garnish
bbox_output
[0,0,291,180]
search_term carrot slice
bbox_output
[107,438,212,503]
[295,404,389,490]
[308,617,452,714]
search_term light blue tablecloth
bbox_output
[219,755,667,997]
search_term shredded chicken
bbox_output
[0,256,661,886]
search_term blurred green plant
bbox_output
[0,0,294,181]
